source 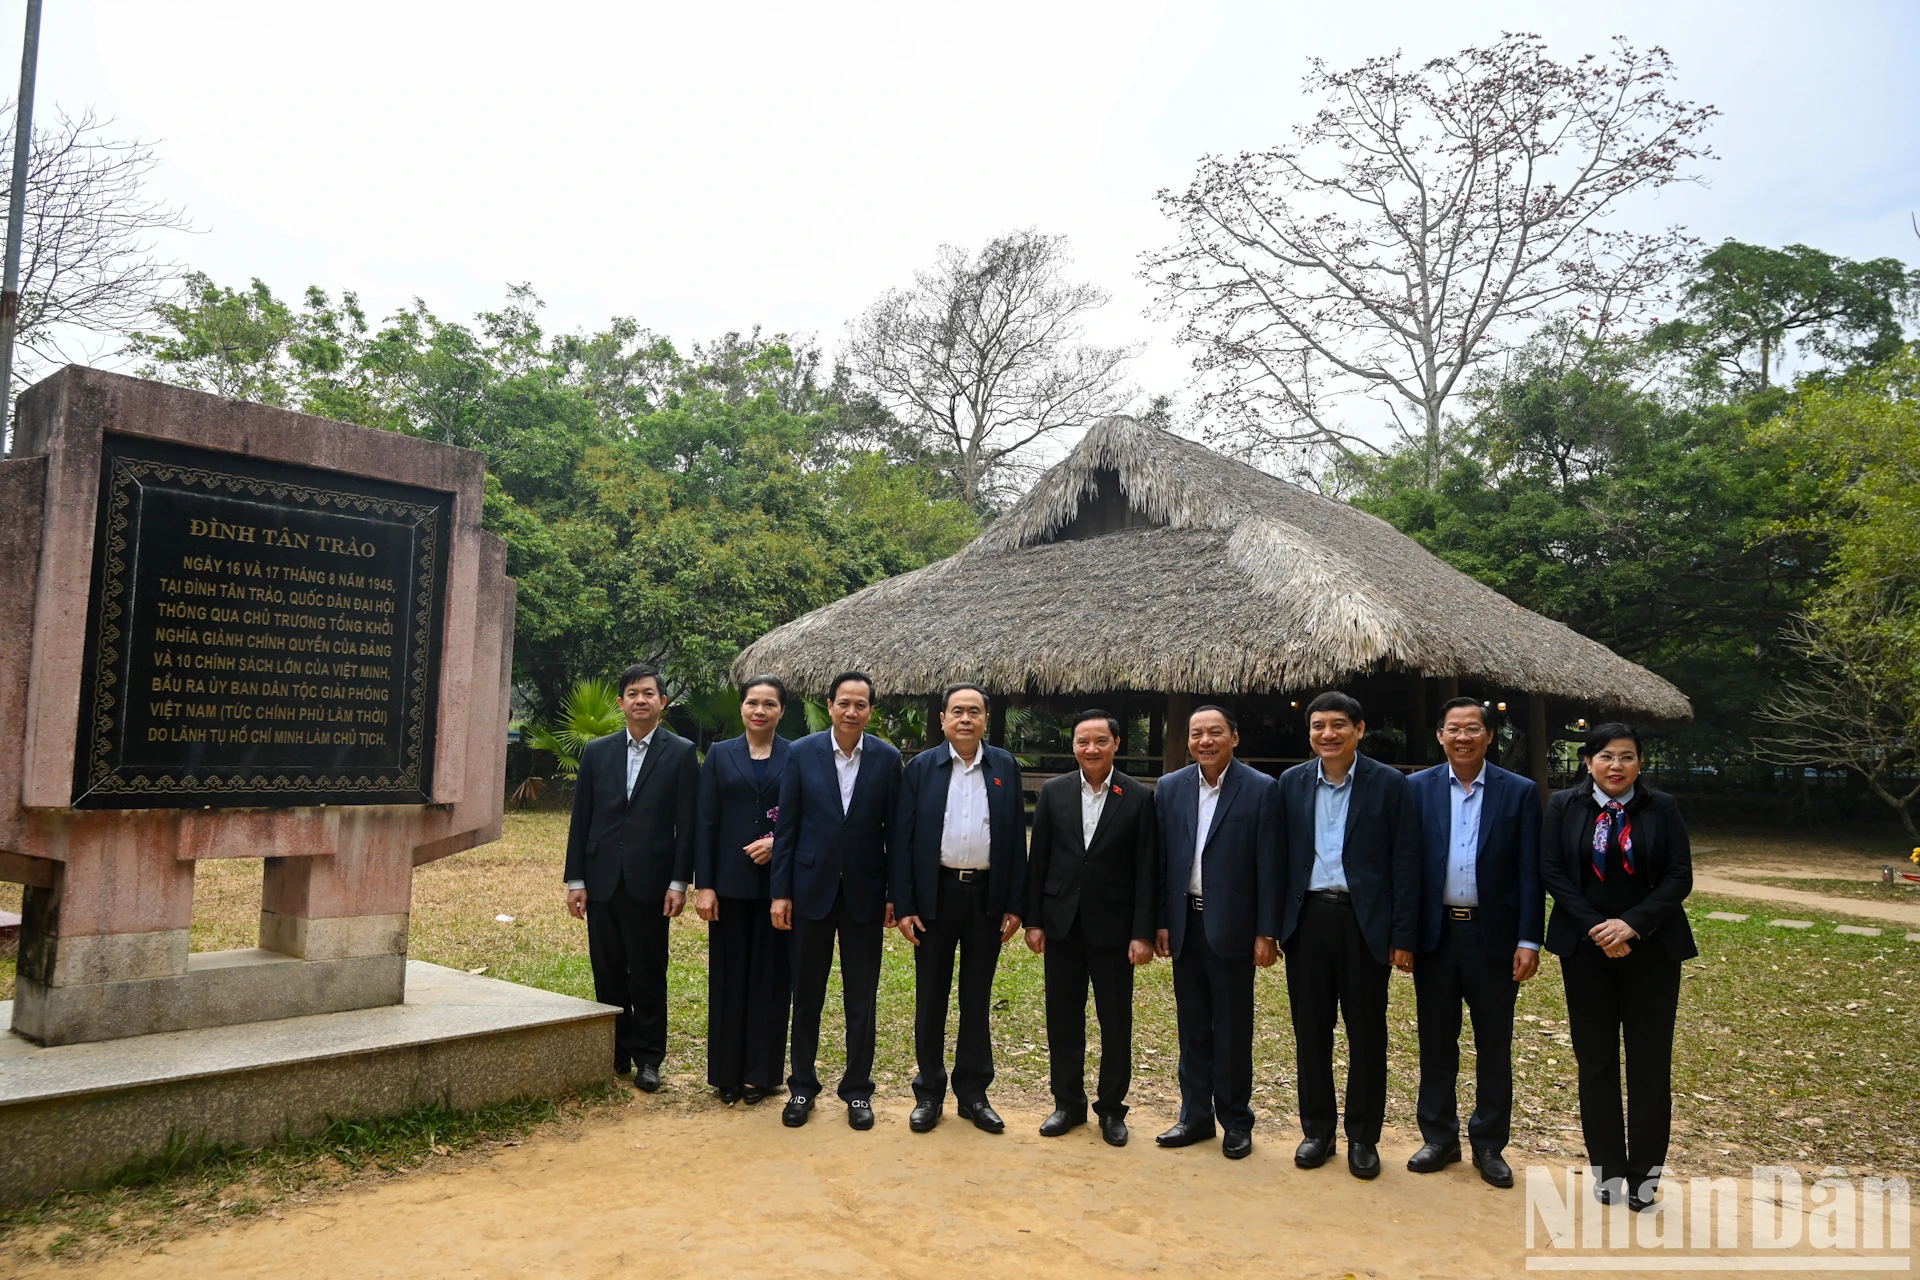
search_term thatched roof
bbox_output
[733,416,1691,720]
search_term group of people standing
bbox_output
[563,664,1695,1211]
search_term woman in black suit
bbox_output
[1541,723,1695,1213]
[694,676,793,1104]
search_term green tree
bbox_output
[1649,241,1919,392]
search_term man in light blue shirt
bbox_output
[1308,763,1352,891]
[1404,696,1544,1190]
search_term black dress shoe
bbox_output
[1407,1140,1462,1173]
[1039,1108,1086,1137]
[956,1098,1004,1133]
[1593,1178,1624,1206]
[1099,1114,1128,1147]
[1348,1141,1381,1179]
[781,1094,814,1127]
[1294,1135,1336,1168]
[716,1086,743,1105]
[847,1099,875,1130]
[910,1100,942,1133]
[634,1064,661,1093]
[1222,1130,1252,1160]
[742,1085,771,1105]
[1155,1119,1217,1148]
[1473,1148,1514,1188]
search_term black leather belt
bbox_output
[1445,905,1477,921]
[941,866,986,882]
[1308,888,1351,904]
[1187,894,1205,912]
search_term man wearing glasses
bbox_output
[1404,696,1544,1189]
[892,683,1026,1134]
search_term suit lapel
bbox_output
[758,737,790,806]
[1085,773,1124,854]
[1201,761,1244,851]
[625,730,664,809]
[1167,771,1197,890]
[1475,767,1500,857]
[1342,756,1369,841]
[846,734,884,817]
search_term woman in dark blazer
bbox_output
[1541,722,1695,1213]
[694,676,793,1104]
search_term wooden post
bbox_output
[924,695,943,749]
[1528,692,1550,810]
[1147,701,1163,766]
[1438,675,1459,705]
[1407,671,1428,766]
[989,694,1007,749]
[1163,692,1192,774]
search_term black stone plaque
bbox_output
[71,433,450,808]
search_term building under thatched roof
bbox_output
[733,415,1690,786]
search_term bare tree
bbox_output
[1,102,190,411]
[1754,613,1920,837]
[1145,34,1715,482]
[844,229,1136,510]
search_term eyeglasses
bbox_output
[1439,726,1488,738]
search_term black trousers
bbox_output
[1286,895,1390,1143]
[586,877,670,1071]
[1561,938,1681,1189]
[707,895,791,1092]
[788,885,883,1102]
[1043,922,1134,1118]
[1414,915,1518,1153]
[912,872,1003,1104]
[1171,906,1256,1133]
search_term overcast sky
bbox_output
[12,0,1920,412]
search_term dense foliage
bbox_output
[129,282,977,718]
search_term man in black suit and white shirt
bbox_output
[770,672,903,1131]
[1025,709,1157,1147]
[563,663,700,1092]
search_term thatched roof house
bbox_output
[733,416,1689,782]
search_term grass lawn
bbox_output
[2,812,1917,1260]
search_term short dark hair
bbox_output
[1578,722,1643,760]
[617,663,666,699]
[1306,691,1363,723]
[1072,708,1123,740]
[1189,703,1238,732]
[827,671,876,704]
[738,674,787,706]
[1435,696,1490,731]
[941,682,989,712]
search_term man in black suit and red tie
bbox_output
[563,663,700,1093]
[1025,708,1157,1147]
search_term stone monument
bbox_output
[0,368,612,1200]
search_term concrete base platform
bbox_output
[0,962,616,1205]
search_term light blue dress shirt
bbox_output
[1443,764,1487,906]
[1308,760,1353,891]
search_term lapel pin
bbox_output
[1112,785,1122,795]
[993,777,1002,787]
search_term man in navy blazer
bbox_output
[1152,705,1282,1161]
[770,671,902,1131]
[893,683,1026,1134]
[1277,691,1419,1180]
[1403,696,1543,1189]
[562,663,700,1092]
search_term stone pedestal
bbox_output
[0,367,516,1046]
[0,962,616,1204]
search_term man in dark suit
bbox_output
[1405,696,1544,1189]
[1277,691,1419,1179]
[770,671,902,1131]
[563,663,700,1092]
[1153,704,1281,1161]
[1025,708,1156,1147]
[893,683,1025,1135]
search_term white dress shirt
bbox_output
[832,732,863,813]
[939,743,992,869]
[1080,767,1112,848]
[1443,763,1487,906]
[1190,768,1224,896]
[566,726,683,893]
[1593,782,1635,808]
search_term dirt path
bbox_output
[28,1102,1899,1280]
[1695,868,1920,927]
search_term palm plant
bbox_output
[523,678,625,780]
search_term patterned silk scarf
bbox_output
[1592,800,1635,880]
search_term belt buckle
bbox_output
[1446,906,1473,921]
[1189,894,1204,912]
